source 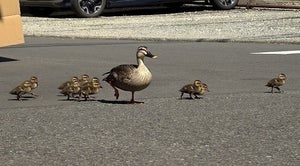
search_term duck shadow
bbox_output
[8,98,29,101]
[57,99,79,102]
[8,96,35,101]
[264,91,282,94]
[98,99,133,105]
[179,97,204,100]
[58,97,99,102]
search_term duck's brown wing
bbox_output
[266,78,277,87]
[10,86,22,95]
[103,64,138,82]
[179,84,194,93]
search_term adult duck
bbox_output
[103,46,158,104]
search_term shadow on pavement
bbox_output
[98,99,133,105]
[0,57,19,63]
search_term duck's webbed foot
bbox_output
[129,92,144,104]
[129,99,144,104]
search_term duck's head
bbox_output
[23,81,32,87]
[91,77,99,83]
[81,74,90,81]
[201,83,209,92]
[278,73,286,80]
[92,82,101,88]
[71,76,79,82]
[193,80,202,87]
[136,46,158,59]
[73,81,80,88]
[30,76,38,83]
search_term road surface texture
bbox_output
[0,37,299,165]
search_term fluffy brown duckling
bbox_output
[80,77,102,101]
[10,80,33,101]
[79,74,90,86]
[60,80,81,100]
[266,73,286,93]
[103,46,158,104]
[58,76,79,90]
[179,80,209,99]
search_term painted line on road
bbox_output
[251,50,300,55]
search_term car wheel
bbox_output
[71,0,106,18]
[211,0,239,10]
[28,7,54,17]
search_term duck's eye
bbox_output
[138,50,147,55]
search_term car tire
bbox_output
[71,0,106,18]
[28,7,54,17]
[211,0,239,10]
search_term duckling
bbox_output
[266,73,286,93]
[60,80,81,100]
[10,80,32,100]
[80,77,102,101]
[27,76,39,96]
[79,74,90,86]
[58,76,79,90]
[103,46,158,104]
[179,80,209,99]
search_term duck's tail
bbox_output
[102,71,110,76]
[102,71,110,81]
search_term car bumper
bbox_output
[19,0,69,8]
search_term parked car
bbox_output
[19,0,239,18]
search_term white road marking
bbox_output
[251,50,300,55]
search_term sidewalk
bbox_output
[238,0,300,8]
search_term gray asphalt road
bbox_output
[0,37,299,165]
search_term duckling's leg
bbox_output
[129,91,144,104]
[77,93,82,102]
[180,92,184,99]
[17,94,21,101]
[271,87,274,93]
[17,92,23,101]
[84,94,89,101]
[275,86,281,93]
[189,93,193,99]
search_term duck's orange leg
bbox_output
[108,81,119,99]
